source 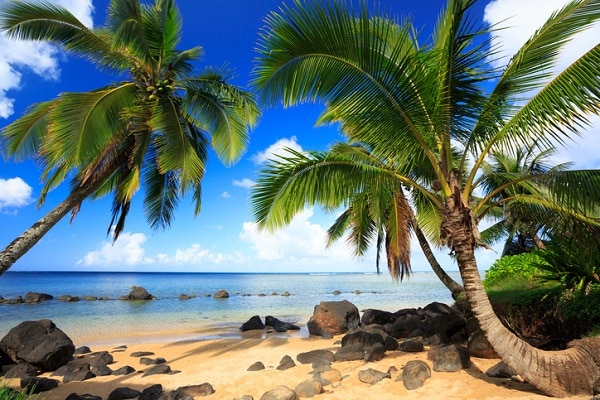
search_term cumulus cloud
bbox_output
[0,0,94,118]
[233,178,255,189]
[239,208,355,263]
[156,244,240,265]
[78,231,153,266]
[483,0,600,169]
[79,232,240,267]
[251,136,303,165]
[0,177,33,211]
[220,191,231,198]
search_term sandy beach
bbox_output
[5,332,591,400]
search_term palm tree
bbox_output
[253,0,600,396]
[252,143,464,298]
[0,0,260,275]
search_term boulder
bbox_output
[313,369,343,386]
[112,365,136,375]
[296,349,335,365]
[486,361,517,378]
[361,309,397,326]
[24,292,53,304]
[401,360,431,389]
[247,361,265,371]
[399,338,424,353]
[265,316,300,332]
[0,319,75,371]
[142,364,171,376]
[341,330,385,348]
[177,383,215,397]
[65,394,103,400]
[358,368,390,384]
[364,342,386,362]
[277,355,296,371]
[213,290,229,299]
[307,300,360,336]
[4,363,38,379]
[259,385,298,400]
[240,315,265,331]
[385,313,424,338]
[294,379,323,397]
[431,344,471,372]
[20,376,59,393]
[467,330,499,359]
[139,384,164,400]
[127,286,154,300]
[107,387,141,400]
[57,295,80,302]
[334,343,364,362]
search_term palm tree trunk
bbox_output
[0,182,100,275]
[413,220,464,300]
[444,177,600,397]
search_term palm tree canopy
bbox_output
[0,0,260,239]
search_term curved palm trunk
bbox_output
[0,182,100,275]
[412,220,464,300]
[444,176,600,397]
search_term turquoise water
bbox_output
[0,271,459,346]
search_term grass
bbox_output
[0,381,39,400]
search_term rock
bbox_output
[57,295,80,302]
[74,346,91,355]
[4,363,38,379]
[89,351,114,368]
[432,344,471,372]
[341,330,385,348]
[140,357,167,365]
[0,319,75,371]
[358,368,390,384]
[63,368,95,383]
[131,351,155,357]
[240,315,265,331]
[486,361,517,378]
[233,396,254,400]
[364,342,386,362]
[307,300,360,337]
[334,343,364,362]
[66,394,103,400]
[426,333,449,346]
[399,338,424,353]
[296,349,335,365]
[361,309,397,326]
[178,294,191,300]
[139,385,164,400]
[20,376,59,393]
[313,369,343,385]
[424,312,466,338]
[112,365,136,375]
[177,383,215,397]
[247,361,265,371]
[108,387,141,400]
[467,330,499,359]
[24,292,53,304]
[127,286,154,300]
[277,355,296,371]
[423,302,454,315]
[265,316,288,332]
[213,290,229,299]
[92,364,113,376]
[142,364,171,376]
[259,385,298,400]
[294,379,324,397]
[401,360,431,389]
[384,336,399,351]
[385,314,424,338]
[333,290,341,295]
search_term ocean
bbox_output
[0,271,461,346]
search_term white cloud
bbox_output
[156,244,240,265]
[239,208,355,263]
[0,177,33,211]
[484,0,600,70]
[233,178,255,189]
[0,0,94,118]
[220,191,231,198]
[79,232,153,266]
[483,0,600,169]
[251,136,303,165]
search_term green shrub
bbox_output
[0,381,39,400]
[484,252,545,289]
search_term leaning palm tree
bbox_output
[252,143,464,298]
[0,0,260,275]
[253,0,600,396]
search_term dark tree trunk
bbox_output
[443,172,600,397]
[0,182,100,275]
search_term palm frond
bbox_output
[1,100,54,160]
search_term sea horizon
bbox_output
[0,270,465,346]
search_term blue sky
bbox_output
[0,0,598,273]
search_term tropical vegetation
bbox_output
[252,0,600,396]
[0,0,260,275]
